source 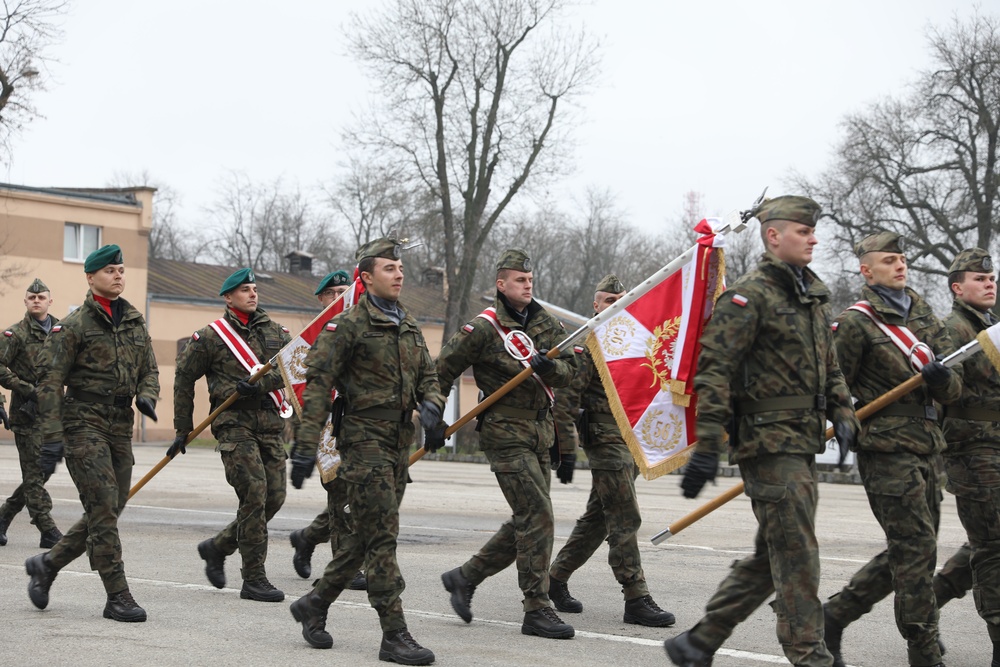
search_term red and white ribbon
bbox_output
[847,301,935,371]
[209,317,294,418]
[477,307,555,405]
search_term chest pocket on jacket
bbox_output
[265,337,282,350]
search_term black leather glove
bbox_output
[135,397,158,422]
[18,399,38,421]
[0,404,8,430]
[167,433,188,458]
[424,423,447,453]
[418,400,442,430]
[530,349,555,375]
[235,378,260,397]
[556,453,576,484]
[680,451,719,499]
[39,441,63,477]
[833,418,858,470]
[921,359,952,388]
[290,450,314,489]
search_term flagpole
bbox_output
[649,330,992,544]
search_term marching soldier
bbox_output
[822,232,960,667]
[24,244,160,622]
[436,248,579,640]
[288,269,367,591]
[0,278,61,548]
[665,196,859,667]
[548,273,674,627]
[172,268,292,602]
[288,237,445,665]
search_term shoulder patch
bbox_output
[462,323,475,334]
[51,325,62,333]
[326,323,337,332]
[573,345,584,354]
[3,330,11,337]
[731,294,748,307]
[192,331,200,341]
[281,326,290,333]
[831,322,839,331]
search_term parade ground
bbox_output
[0,444,985,666]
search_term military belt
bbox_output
[488,404,551,420]
[944,406,1000,422]
[587,412,616,425]
[349,407,414,423]
[66,387,133,408]
[226,398,277,412]
[736,394,826,414]
[873,404,938,420]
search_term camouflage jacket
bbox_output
[173,306,291,439]
[694,252,856,462]
[941,299,1000,455]
[298,294,443,454]
[436,294,577,426]
[833,284,960,455]
[37,292,159,442]
[0,312,60,429]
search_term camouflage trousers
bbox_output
[549,460,648,599]
[48,429,133,595]
[0,428,57,532]
[691,454,832,667]
[302,477,354,553]
[213,435,287,580]
[826,451,942,666]
[462,445,555,612]
[314,429,408,632]
[944,452,1000,641]
[933,542,972,607]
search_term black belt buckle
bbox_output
[924,405,938,420]
[814,395,827,411]
[536,407,549,420]
[113,395,131,408]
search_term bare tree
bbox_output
[0,0,66,152]
[346,0,601,337]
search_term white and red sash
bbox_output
[209,317,293,418]
[847,300,935,371]
[476,307,555,405]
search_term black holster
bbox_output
[576,409,591,448]
[331,396,346,437]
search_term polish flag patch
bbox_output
[51,325,62,333]
[731,294,748,307]
[281,326,290,333]
[3,330,12,337]
[573,345,585,354]
[191,331,200,340]
[831,322,839,331]
[462,323,475,334]
[326,323,337,332]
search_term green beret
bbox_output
[754,195,822,227]
[495,248,532,273]
[949,247,994,274]
[314,270,351,295]
[855,231,904,258]
[356,237,403,262]
[83,244,124,273]
[595,274,625,294]
[26,278,49,294]
[219,267,256,296]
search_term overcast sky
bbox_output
[3,0,989,238]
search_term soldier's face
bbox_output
[225,284,258,313]
[317,285,348,308]
[24,291,52,318]
[364,258,404,301]
[770,222,817,267]
[497,270,533,311]
[861,252,907,290]
[952,271,997,311]
[87,264,125,299]
[593,290,623,314]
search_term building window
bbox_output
[64,222,101,262]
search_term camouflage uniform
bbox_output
[38,291,159,595]
[0,311,61,535]
[436,293,577,612]
[826,283,960,665]
[174,306,291,581]
[686,251,856,667]
[297,292,443,632]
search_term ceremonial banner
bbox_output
[277,270,365,483]
[589,219,726,480]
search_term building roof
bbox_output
[0,182,145,207]
[148,257,447,322]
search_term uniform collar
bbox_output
[952,297,996,329]
[758,252,829,303]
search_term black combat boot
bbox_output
[349,570,368,591]
[664,631,714,667]
[441,567,475,623]
[824,604,846,667]
[289,529,315,579]
[521,606,575,639]
[992,639,1000,667]
[624,594,676,627]
[241,577,285,602]
[379,627,435,665]
[289,590,333,648]
[38,527,62,549]
[548,576,582,613]
[197,538,226,589]
[25,552,58,609]
[0,516,9,546]
[103,588,147,622]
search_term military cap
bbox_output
[595,274,626,294]
[314,270,352,295]
[219,267,256,296]
[753,195,822,227]
[948,247,994,274]
[26,278,49,294]
[495,248,532,273]
[83,244,124,273]
[356,237,403,262]
[855,231,904,258]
